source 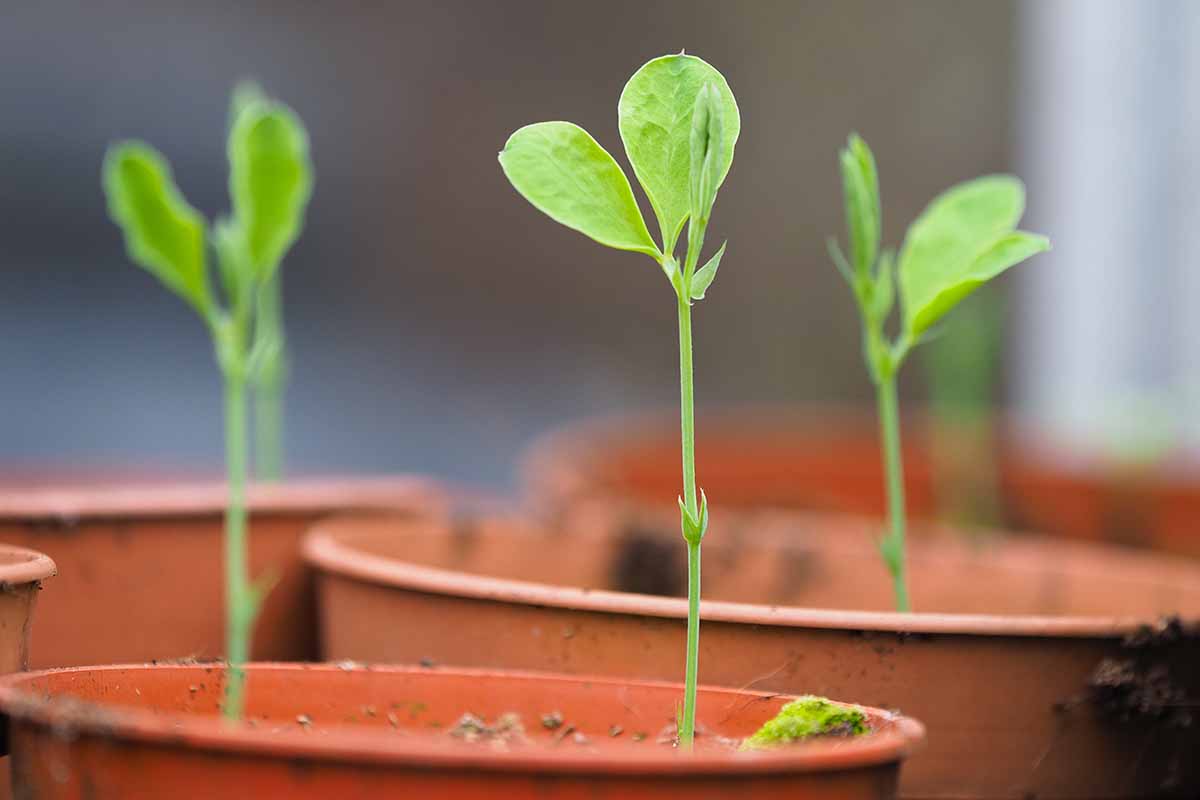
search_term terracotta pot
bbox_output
[0,545,55,800]
[0,545,55,674]
[0,476,442,668]
[0,663,922,799]
[305,511,1200,799]
[519,406,1200,556]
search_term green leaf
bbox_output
[688,83,725,226]
[662,255,685,295]
[870,249,895,321]
[498,121,660,259]
[229,99,314,280]
[690,240,726,300]
[899,176,1048,339]
[827,237,856,290]
[102,141,212,318]
[678,488,709,543]
[227,80,267,133]
[906,231,1048,337]
[840,133,880,279]
[618,54,740,252]
[213,216,248,309]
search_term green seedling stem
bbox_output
[830,133,1049,611]
[231,81,290,482]
[252,270,287,481]
[499,54,739,748]
[103,84,311,719]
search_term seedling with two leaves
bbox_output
[102,84,312,719]
[829,133,1049,611]
[499,53,739,748]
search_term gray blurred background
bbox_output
[1,0,1193,487]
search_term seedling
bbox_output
[102,85,312,719]
[229,81,295,482]
[830,133,1049,610]
[499,53,739,748]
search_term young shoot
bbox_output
[829,133,1049,611]
[228,81,304,481]
[499,53,740,749]
[102,86,312,719]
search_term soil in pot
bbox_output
[305,511,1200,799]
[519,406,1200,556]
[0,663,923,799]
[0,476,441,668]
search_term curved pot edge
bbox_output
[302,517,1195,639]
[0,662,924,776]
[0,545,56,586]
[0,475,445,522]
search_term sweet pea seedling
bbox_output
[103,85,312,719]
[228,81,299,482]
[499,53,739,749]
[829,133,1049,611]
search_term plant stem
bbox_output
[223,367,251,720]
[683,537,701,743]
[253,272,286,481]
[877,374,911,612]
[676,291,700,749]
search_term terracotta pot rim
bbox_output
[519,404,1200,491]
[0,544,56,585]
[520,404,926,490]
[0,475,442,522]
[303,518,1192,639]
[0,663,924,775]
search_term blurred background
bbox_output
[0,0,1192,489]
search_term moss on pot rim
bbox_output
[741,696,869,750]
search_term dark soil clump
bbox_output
[1087,615,1197,728]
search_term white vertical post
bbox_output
[1015,0,1188,458]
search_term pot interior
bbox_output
[324,513,1200,619]
[2,664,913,764]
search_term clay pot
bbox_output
[305,511,1200,799]
[0,546,55,674]
[0,477,441,668]
[0,663,923,799]
[519,406,1200,556]
[0,545,55,799]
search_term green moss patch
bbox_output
[740,696,869,751]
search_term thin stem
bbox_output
[877,374,911,612]
[676,292,700,748]
[678,299,698,517]
[223,368,251,720]
[252,272,286,481]
[682,538,701,746]
[254,373,284,481]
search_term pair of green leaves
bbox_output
[833,133,1049,375]
[102,84,313,330]
[498,54,739,299]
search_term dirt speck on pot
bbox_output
[1089,659,1191,725]
[449,711,529,749]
